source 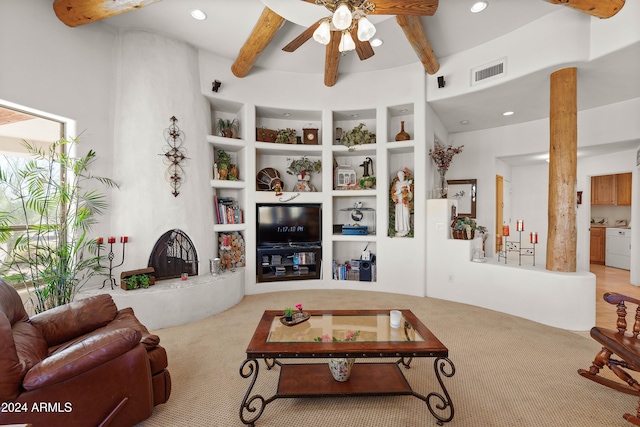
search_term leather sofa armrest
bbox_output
[22,328,141,391]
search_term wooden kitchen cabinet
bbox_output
[616,172,632,205]
[590,173,632,206]
[591,175,617,205]
[590,226,606,264]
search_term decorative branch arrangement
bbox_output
[161,116,188,197]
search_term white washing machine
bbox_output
[606,227,631,270]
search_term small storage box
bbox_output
[256,127,277,142]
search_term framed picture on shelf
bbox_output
[447,179,477,218]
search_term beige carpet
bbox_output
[135,289,637,426]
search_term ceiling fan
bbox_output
[231,0,440,87]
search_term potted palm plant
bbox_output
[0,137,118,313]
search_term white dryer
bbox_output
[606,227,631,270]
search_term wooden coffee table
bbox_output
[239,309,455,426]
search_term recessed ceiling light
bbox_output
[503,111,514,116]
[370,38,383,47]
[283,113,291,117]
[460,120,470,125]
[470,2,488,13]
[190,9,207,20]
[351,114,359,118]
[399,109,409,113]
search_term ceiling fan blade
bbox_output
[325,31,341,87]
[396,15,439,75]
[349,27,374,61]
[300,0,438,16]
[232,7,285,78]
[283,20,322,52]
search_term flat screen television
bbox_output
[257,203,322,247]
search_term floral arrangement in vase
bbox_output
[275,128,297,144]
[429,140,464,198]
[286,156,322,178]
[341,123,375,151]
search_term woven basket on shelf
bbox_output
[452,229,474,240]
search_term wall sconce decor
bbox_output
[160,116,188,197]
[212,80,221,92]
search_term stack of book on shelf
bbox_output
[214,195,243,225]
[332,260,360,281]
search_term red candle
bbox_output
[534,232,539,244]
[120,236,129,243]
[502,225,510,237]
[529,232,533,243]
[108,237,116,244]
[97,237,104,244]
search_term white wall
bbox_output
[0,0,117,285]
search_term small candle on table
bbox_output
[97,237,103,244]
[120,236,129,243]
[108,237,116,244]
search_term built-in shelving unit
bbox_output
[205,95,424,290]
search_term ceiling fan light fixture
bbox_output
[339,31,356,52]
[332,2,353,31]
[313,20,332,45]
[357,16,376,41]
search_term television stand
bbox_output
[257,246,321,283]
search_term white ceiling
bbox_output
[101,0,640,163]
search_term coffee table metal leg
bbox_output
[423,357,456,425]
[239,358,272,426]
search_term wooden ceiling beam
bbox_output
[543,0,625,18]
[324,31,341,87]
[53,0,161,27]
[232,7,285,78]
[395,15,439,75]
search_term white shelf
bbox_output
[213,223,247,232]
[210,179,245,189]
[256,141,322,155]
[332,189,377,197]
[332,144,377,155]
[386,140,415,154]
[332,234,378,242]
[254,191,324,204]
[207,135,246,152]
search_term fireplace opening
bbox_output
[148,229,198,280]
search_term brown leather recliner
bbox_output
[0,279,171,427]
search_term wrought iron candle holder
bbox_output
[498,229,538,266]
[98,236,128,289]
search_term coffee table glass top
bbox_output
[266,313,425,343]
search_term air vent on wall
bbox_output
[471,58,507,86]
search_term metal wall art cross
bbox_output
[160,116,189,197]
